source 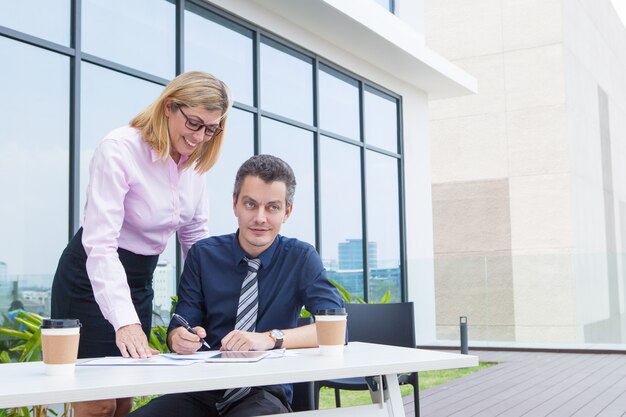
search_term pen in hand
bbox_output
[172,313,211,350]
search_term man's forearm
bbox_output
[281,323,318,349]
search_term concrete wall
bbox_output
[427,0,626,344]
[563,0,626,342]
[425,0,626,343]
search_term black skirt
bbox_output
[51,228,158,358]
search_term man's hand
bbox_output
[220,330,273,351]
[116,324,158,358]
[169,326,207,355]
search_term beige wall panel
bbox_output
[514,325,578,343]
[437,324,516,341]
[501,0,563,51]
[509,174,572,250]
[507,104,569,177]
[504,44,566,112]
[435,252,515,341]
[424,0,502,61]
[511,249,577,342]
[433,180,514,341]
[563,1,613,92]
[432,179,511,254]
[431,113,508,183]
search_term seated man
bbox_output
[130,154,344,417]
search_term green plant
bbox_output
[149,326,170,353]
[301,280,390,318]
[329,279,390,304]
[0,309,172,416]
[318,362,498,409]
[0,311,69,417]
[0,310,44,363]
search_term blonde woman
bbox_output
[51,71,232,417]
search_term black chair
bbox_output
[313,302,420,416]
[291,316,316,411]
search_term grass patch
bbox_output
[132,362,498,411]
[319,362,497,409]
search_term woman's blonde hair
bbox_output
[130,71,232,174]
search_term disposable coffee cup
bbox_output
[40,319,81,376]
[315,308,347,356]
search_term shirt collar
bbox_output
[231,230,281,270]
[150,148,190,166]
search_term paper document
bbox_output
[78,349,300,366]
[78,355,196,366]
[161,351,221,362]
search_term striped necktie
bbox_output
[216,257,260,415]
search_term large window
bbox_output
[0,38,69,316]
[82,0,175,79]
[319,65,360,141]
[184,4,254,106]
[320,137,364,299]
[205,108,254,236]
[260,40,314,125]
[0,0,405,319]
[262,118,316,244]
[0,1,71,46]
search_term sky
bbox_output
[611,0,626,27]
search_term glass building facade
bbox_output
[0,0,406,322]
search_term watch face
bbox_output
[269,329,284,349]
[271,329,284,339]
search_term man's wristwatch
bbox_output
[269,329,284,349]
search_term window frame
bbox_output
[0,0,408,303]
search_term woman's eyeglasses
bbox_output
[178,106,223,138]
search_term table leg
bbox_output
[265,374,406,417]
[383,374,405,417]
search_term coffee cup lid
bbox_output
[315,308,347,316]
[41,319,82,329]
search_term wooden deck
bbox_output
[402,350,626,417]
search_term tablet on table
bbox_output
[204,351,270,363]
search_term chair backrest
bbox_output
[345,302,415,348]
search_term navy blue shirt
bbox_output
[170,231,344,403]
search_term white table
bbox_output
[0,342,478,416]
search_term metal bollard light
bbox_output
[460,316,468,354]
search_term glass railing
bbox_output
[433,253,626,348]
[0,271,176,326]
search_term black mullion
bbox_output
[253,30,261,155]
[312,58,321,253]
[68,0,81,240]
[397,98,407,302]
[175,0,185,284]
[359,82,370,303]
[81,53,170,86]
[0,25,74,56]
[176,0,185,75]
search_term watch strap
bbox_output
[269,329,284,349]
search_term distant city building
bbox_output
[21,290,49,316]
[329,240,403,302]
[326,269,364,299]
[338,239,377,270]
[322,258,339,272]
[370,267,401,281]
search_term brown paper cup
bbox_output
[40,319,81,376]
[315,309,347,356]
